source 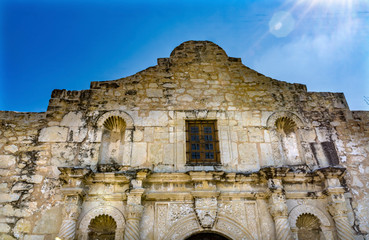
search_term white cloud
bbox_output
[250,14,369,110]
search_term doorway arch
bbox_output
[185,232,231,240]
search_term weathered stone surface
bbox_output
[0,155,16,169]
[4,145,18,154]
[38,126,68,142]
[0,41,367,239]
[13,219,32,238]
[33,207,62,234]
[0,223,10,233]
[60,112,84,127]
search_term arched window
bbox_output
[275,117,302,165]
[296,213,322,240]
[99,116,126,165]
[88,214,117,240]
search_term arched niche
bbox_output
[296,213,322,240]
[88,214,117,240]
[96,111,134,130]
[96,111,134,166]
[289,204,334,240]
[78,206,125,240]
[266,111,306,166]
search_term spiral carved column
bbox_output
[123,204,144,240]
[57,195,82,240]
[124,171,147,240]
[269,192,294,240]
[327,194,354,240]
[318,167,355,240]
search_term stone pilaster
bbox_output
[58,194,83,240]
[327,193,354,240]
[318,167,354,240]
[124,203,144,240]
[267,178,293,240]
[328,194,354,240]
[124,170,148,240]
[269,191,293,240]
[261,167,293,240]
[57,167,90,240]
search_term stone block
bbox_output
[24,235,45,240]
[0,193,20,203]
[142,111,168,127]
[177,94,193,102]
[0,223,10,233]
[134,129,144,142]
[149,143,163,164]
[14,219,32,238]
[0,234,16,240]
[60,112,84,127]
[38,126,68,142]
[33,207,62,234]
[163,144,174,165]
[0,155,16,169]
[260,143,274,166]
[238,143,258,165]
[146,89,163,98]
[4,145,18,154]
[144,127,154,142]
[68,127,88,142]
[247,127,264,142]
[132,142,147,166]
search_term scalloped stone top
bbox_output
[169,40,230,63]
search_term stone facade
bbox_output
[0,41,368,240]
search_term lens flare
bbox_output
[269,11,295,38]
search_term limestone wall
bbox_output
[0,41,368,239]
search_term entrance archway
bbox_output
[185,233,231,240]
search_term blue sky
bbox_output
[1,0,368,112]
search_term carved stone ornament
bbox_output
[63,196,82,221]
[126,204,144,220]
[269,193,288,218]
[327,201,348,218]
[194,197,218,228]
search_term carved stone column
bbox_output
[58,194,83,240]
[124,203,144,240]
[327,193,354,240]
[57,167,90,240]
[318,167,354,240]
[269,191,293,240]
[123,170,148,240]
[262,167,293,240]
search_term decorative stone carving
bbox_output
[126,204,144,220]
[156,203,169,240]
[124,204,144,240]
[58,195,82,240]
[218,202,247,227]
[124,185,146,240]
[96,110,134,130]
[327,194,354,240]
[169,203,193,223]
[214,217,255,240]
[268,191,293,240]
[289,204,331,228]
[163,215,200,240]
[194,197,217,228]
[269,193,289,218]
[78,205,125,240]
[245,202,259,240]
[319,169,355,240]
